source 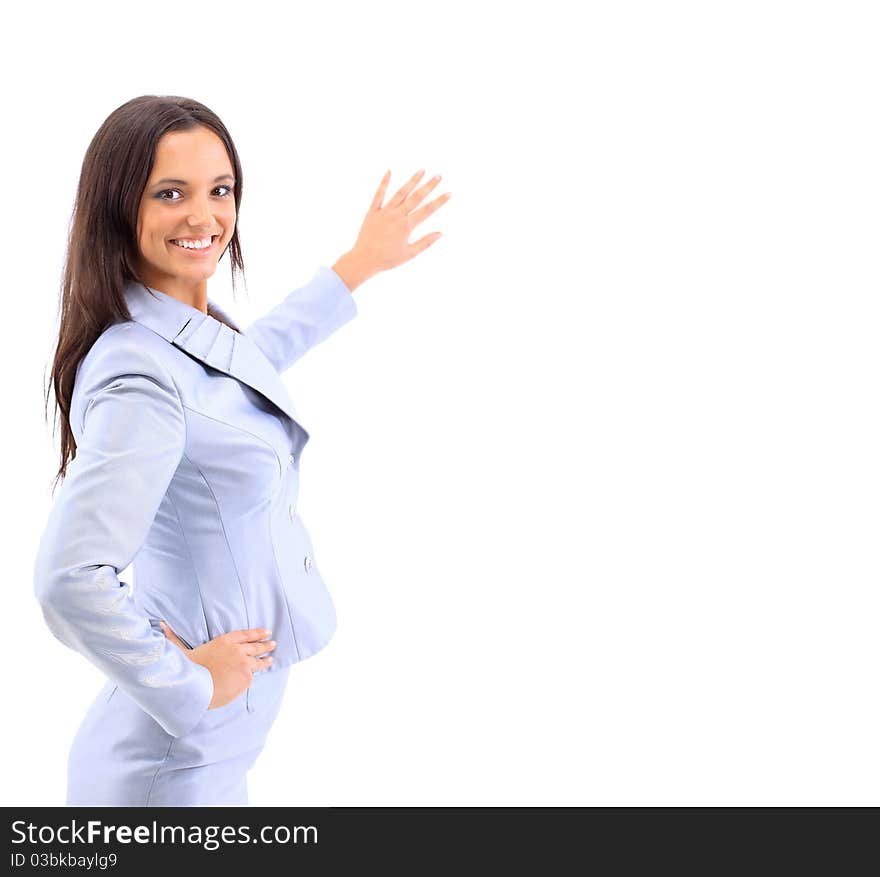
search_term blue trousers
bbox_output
[66,666,290,806]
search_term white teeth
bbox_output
[172,236,213,250]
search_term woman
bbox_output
[33,94,450,806]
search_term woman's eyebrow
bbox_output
[153,174,235,185]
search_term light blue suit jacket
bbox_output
[33,266,357,738]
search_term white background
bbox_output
[4,0,879,805]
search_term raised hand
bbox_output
[332,168,451,291]
[160,621,276,710]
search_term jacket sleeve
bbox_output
[33,333,214,738]
[242,265,357,374]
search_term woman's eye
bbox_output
[158,185,234,201]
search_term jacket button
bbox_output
[304,554,313,573]
[288,504,295,522]
[288,453,295,466]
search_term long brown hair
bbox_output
[44,95,247,494]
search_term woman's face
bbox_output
[135,125,237,301]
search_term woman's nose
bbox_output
[187,200,213,227]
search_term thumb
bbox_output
[159,620,189,651]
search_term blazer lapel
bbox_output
[123,280,310,447]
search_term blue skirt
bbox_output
[66,666,290,806]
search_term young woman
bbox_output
[34,94,450,806]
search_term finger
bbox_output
[158,620,188,650]
[404,174,442,210]
[405,231,443,261]
[246,639,277,656]
[251,655,275,672]
[408,191,452,226]
[389,169,426,208]
[370,170,391,211]
[228,627,273,644]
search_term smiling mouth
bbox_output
[169,234,220,253]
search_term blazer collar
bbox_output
[122,280,309,450]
